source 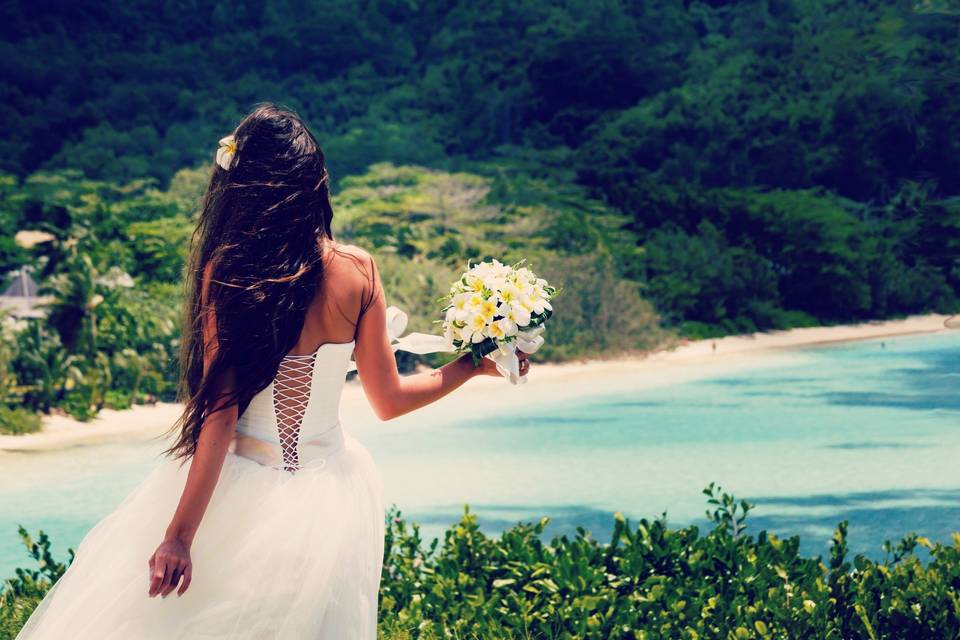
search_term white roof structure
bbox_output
[0,268,51,320]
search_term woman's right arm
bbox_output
[352,253,519,420]
[148,261,238,598]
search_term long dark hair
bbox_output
[161,103,334,463]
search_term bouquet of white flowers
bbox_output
[440,259,556,384]
[346,259,556,385]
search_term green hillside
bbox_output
[2,0,960,425]
[3,0,959,335]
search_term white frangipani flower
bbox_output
[439,258,556,383]
[488,318,517,340]
[467,313,489,343]
[531,296,552,315]
[216,135,238,170]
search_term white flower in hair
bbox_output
[216,135,237,170]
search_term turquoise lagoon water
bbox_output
[1,331,958,578]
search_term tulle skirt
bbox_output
[15,428,385,639]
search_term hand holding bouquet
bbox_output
[441,260,556,384]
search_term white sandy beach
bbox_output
[1,313,955,453]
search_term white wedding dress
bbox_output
[15,339,385,639]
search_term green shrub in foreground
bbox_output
[0,528,71,639]
[378,485,960,639]
[3,486,959,639]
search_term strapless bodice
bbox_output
[231,340,355,472]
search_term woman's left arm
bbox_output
[148,262,238,599]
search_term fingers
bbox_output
[149,554,186,598]
[518,351,531,377]
[160,564,179,597]
[147,553,155,595]
[161,560,191,598]
[149,542,193,598]
[177,563,193,596]
[148,555,166,597]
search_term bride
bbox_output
[15,103,530,639]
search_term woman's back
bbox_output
[287,242,378,356]
[232,242,378,471]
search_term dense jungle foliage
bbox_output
[2,0,960,335]
[3,485,959,639]
[2,0,960,423]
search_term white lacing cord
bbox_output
[273,353,316,472]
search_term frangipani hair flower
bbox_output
[216,135,237,170]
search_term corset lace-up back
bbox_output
[272,352,317,470]
[233,340,356,473]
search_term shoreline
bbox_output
[1,313,954,453]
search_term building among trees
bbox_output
[0,267,50,323]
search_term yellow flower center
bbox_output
[480,299,497,319]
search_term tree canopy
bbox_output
[2,0,959,337]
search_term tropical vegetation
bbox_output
[3,0,960,426]
[3,0,959,329]
[3,485,959,639]
[0,161,656,430]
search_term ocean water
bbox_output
[1,331,958,578]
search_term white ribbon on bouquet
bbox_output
[347,306,543,385]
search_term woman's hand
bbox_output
[473,350,532,378]
[518,350,531,377]
[353,247,533,418]
[148,536,192,598]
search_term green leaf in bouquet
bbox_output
[470,338,499,366]
[525,309,553,329]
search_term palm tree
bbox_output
[13,323,69,413]
[37,250,103,355]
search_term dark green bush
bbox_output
[378,485,960,639]
[3,486,958,639]
[0,528,71,639]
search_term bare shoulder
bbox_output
[327,241,377,274]
[323,241,380,295]
[329,241,374,262]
